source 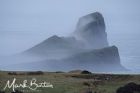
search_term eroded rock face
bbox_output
[74,12,108,49]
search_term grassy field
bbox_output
[0,71,140,93]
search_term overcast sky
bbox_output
[0,0,140,56]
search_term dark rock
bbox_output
[116,82,140,93]
[0,91,5,93]
[27,71,44,75]
[81,70,92,74]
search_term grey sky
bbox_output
[0,0,140,57]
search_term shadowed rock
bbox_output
[116,82,140,93]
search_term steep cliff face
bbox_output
[74,12,108,49]
[57,46,125,72]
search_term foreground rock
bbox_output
[116,82,140,93]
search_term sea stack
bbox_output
[74,12,109,49]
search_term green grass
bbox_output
[0,71,140,93]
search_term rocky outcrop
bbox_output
[24,12,109,56]
[2,12,126,73]
[74,12,108,49]
[116,82,140,93]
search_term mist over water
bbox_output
[109,32,140,71]
[0,0,140,72]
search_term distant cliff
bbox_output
[2,12,126,72]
